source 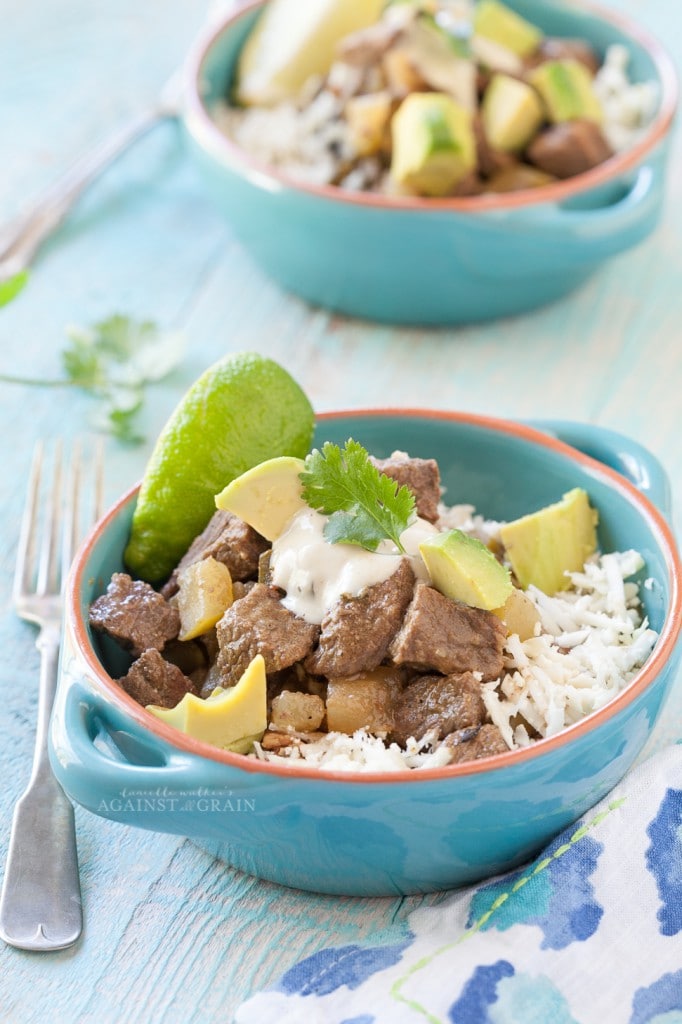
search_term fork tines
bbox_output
[14,438,104,606]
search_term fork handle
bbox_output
[0,106,170,278]
[0,630,83,951]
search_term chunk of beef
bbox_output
[391,671,485,746]
[89,573,179,657]
[389,585,505,679]
[305,560,415,678]
[369,454,441,523]
[216,583,320,687]
[527,120,613,179]
[118,649,194,709]
[161,510,268,597]
[528,37,600,75]
[441,723,509,763]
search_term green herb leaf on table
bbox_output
[0,270,29,308]
[300,439,416,553]
[0,314,185,443]
[61,316,185,442]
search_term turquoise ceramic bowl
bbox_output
[50,413,682,896]
[182,0,677,325]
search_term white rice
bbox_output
[593,44,659,152]
[253,536,658,772]
[253,729,454,772]
[483,549,658,750]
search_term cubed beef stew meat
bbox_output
[89,573,179,656]
[389,584,505,679]
[527,120,613,179]
[391,671,486,746]
[441,723,509,762]
[369,454,441,523]
[305,559,415,677]
[216,583,320,687]
[162,509,268,598]
[96,451,518,767]
[118,648,195,709]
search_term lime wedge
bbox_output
[124,352,314,582]
[236,0,384,106]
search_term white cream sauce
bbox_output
[270,508,439,624]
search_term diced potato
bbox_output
[270,691,326,732]
[382,48,426,96]
[492,586,541,641]
[346,91,393,156]
[177,557,233,642]
[326,667,400,735]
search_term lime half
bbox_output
[124,352,314,582]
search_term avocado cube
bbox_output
[529,59,603,124]
[499,488,599,595]
[473,0,543,59]
[482,73,544,151]
[147,654,267,752]
[419,529,513,610]
[391,92,476,196]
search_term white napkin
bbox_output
[235,744,682,1024]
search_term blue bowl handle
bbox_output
[49,676,233,827]
[533,161,664,262]
[528,419,672,519]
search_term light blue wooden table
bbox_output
[1,1,680,1020]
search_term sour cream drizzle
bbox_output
[270,508,439,624]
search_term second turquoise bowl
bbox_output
[181,0,677,325]
[50,413,681,895]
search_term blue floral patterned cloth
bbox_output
[235,745,682,1024]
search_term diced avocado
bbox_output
[215,456,306,542]
[482,73,544,151]
[391,92,476,197]
[147,655,267,753]
[499,488,599,595]
[419,529,513,610]
[528,59,603,124]
[473,0,543,59]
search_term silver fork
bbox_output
[0,439,104,951]
[0,71,181,285]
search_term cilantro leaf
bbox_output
[0,270,29,308]
[300,439,416,553]
[0,314,185,444]
[61,330,105,388]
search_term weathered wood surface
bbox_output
[0,0,680,1020]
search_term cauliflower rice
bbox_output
[254,510,658,772]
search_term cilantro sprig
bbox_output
[300,439,416,553]
[0,314,185,443]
